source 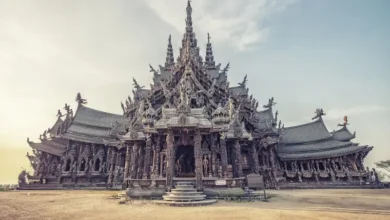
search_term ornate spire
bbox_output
[186,0,193,36]
[176,0,203,67]
[205,33,215,68]
[165,35,175,68]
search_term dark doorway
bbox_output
[94,158,101,171]
[175,145,195,177]
[80,158,86,171]
[65,159,71,171]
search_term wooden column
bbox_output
[194,130,203,190]
[136,147,144,179]
[210,135,217,177]
[123,145,131,184]
[234,139,243,177]
[220,135,228,177]
[152,137,161,177]
[143,135,152,179]
[129,143,139,179]
[107,148,117,186]
[251,140,260,174]
[159,154,164,178]
[165,131,175,190]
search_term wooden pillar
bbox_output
[159,153,164,178]
[129,143,139,179]
[251,140,260,174]
[152,137,161,177]
[194,130,203,190]
[165,131,175,190]
[210,135,217,177]
[234,139,243,177]
[220,135,228,177]
[123,145,131,184]
[136,147,144,179]
[208,153,212,177]
[143,135,152,179]
[107,148,117,185]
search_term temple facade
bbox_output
[23,1,376,190]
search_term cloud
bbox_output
[144,0,299,51]
[326,105,389,121]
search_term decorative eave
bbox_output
[27,140,65,157]
[278,144,373,161]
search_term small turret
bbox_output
[165,35,175,69]
[205,33,216,68]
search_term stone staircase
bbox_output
[153,182,217,206]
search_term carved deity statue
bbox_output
[329,168,336,182]
[18,170,27,185]
[101,162,106,173]
[71,161,77,173]
[313,169,319,183]
[88,159,93,173]
[345,167,352,182]
[296,169,302,182]
[203,155,209,176]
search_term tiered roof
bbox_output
[60,105,124,144]
[278,116,372,161]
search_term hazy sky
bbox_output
[0,0,389,184]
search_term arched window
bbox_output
[94,158,101,171]
[80,158,86,171]
[65,159,71,171]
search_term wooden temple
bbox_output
[23,1,376,190]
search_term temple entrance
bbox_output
[175,145,195,177]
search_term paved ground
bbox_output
[0,189,389,220]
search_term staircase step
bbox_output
[168,191,203,196]
[163,195,206,201]
[153,199,217,206]
[176,182,194,186]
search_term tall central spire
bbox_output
[182,0,196,48]
[186,0,193,34]
[178,0,202,66]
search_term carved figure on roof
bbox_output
[275,111,278,124]
[208,79,217,95]
[132,78,145,90]
[337,116,349,127]
[63,103,70,113]
[238,74,247,87]
[56,109,63,118]
[41,130,47,140]
[18,170,27,185]
[149,64,158,74]
[75,93,87,105]
[221,63,230,74]
[121,102,125,113]
[69,109,73,118]
[312,108,326,120]
[263,97,276,109]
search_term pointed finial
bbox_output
[207,33,211,43]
